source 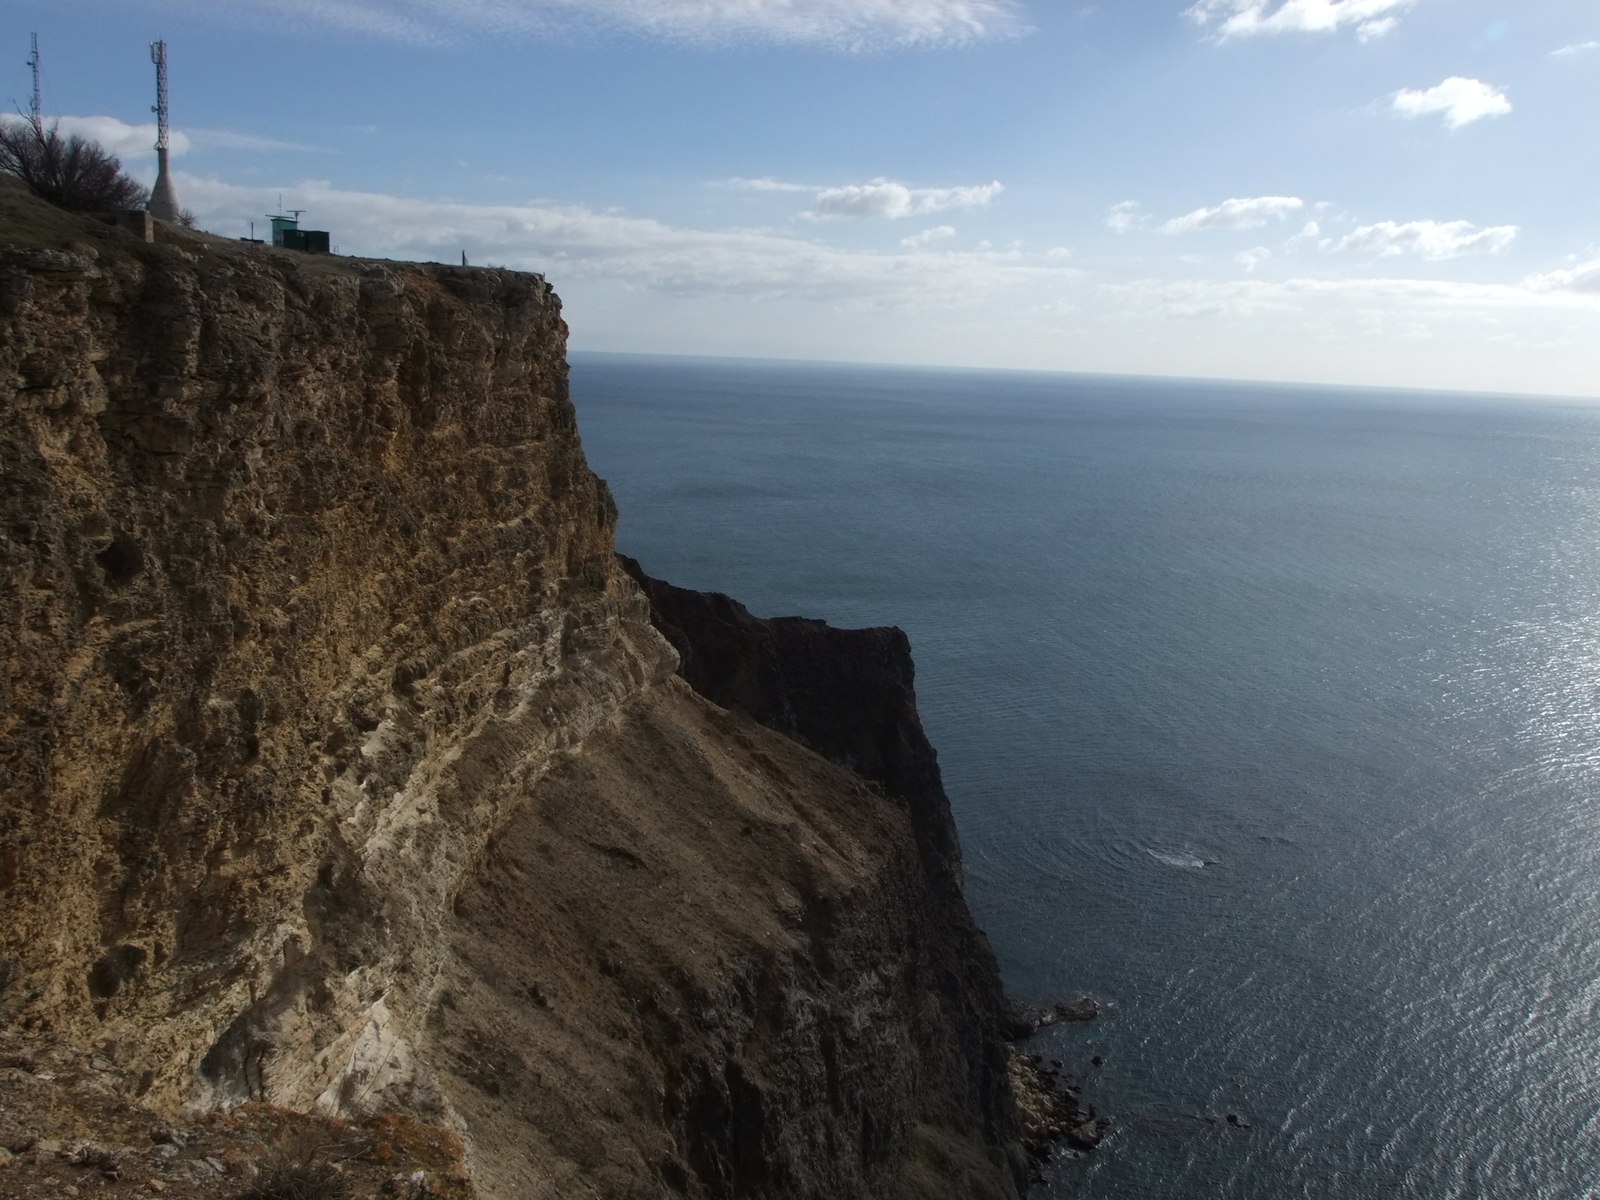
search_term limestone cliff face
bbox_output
[0,194,1025,1199]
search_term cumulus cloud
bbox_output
[1,113,193,159]
[1161,196,1303,234]
[175,175,1067,304]
[143,0,1022,47]
[1334,220,1518,260]
[1527,260,1600,294]
[806,178,1002,219]
[1392,78,1511,129]
[1104,201,1142,233]
[1186,0,1413,40]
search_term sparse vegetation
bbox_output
[242,1133,351,1200]
[0,118,147,213]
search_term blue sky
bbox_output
[6,0,1599,395]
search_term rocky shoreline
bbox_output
[1005,998,1112,1179]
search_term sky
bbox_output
[4,0,1599,396]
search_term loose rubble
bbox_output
[0,1027,471,1199]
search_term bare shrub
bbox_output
[0,119,147,213]
[242,1134,351,1200]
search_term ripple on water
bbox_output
[571,356,1600,1199]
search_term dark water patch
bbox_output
[573,353,1600,1199]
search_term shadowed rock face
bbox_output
[617,557,964,887]
[618,556,1022,1188]
[0,191,1025,1200]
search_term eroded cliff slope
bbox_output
[0,191,1026,1199]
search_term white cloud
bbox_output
[1,113,193,160]
[175,175,1065,304]
[1552,41,1600,57]
[149,0,1022,47]
[1334,220,1518,260]
[1283,220,1322,251]
[189,128,329,153]
[806,178,1002,219]
[1101,273,1600,325]
[1104,200,1142,233]
[1392,78,1511,129]
[901,225,957,247]
[1527,260,1600,294]
[1186,0,1413,40]
[1161,196,1303,234]
[1236,246,1272,271]
[725,177,815,193]
[0,113,319,158]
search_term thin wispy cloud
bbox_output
[1334,219,1518,260]
[1162,196,1303,234]
[1392,78,1511,129]
[177,175,1062,304]
[1102,274,1600,326]
[806,179,1003,219]
[1236,246,1273,271]
[0,113,324,158]
[190,128,330,153]
[1551,41,1600,57]
[901,225,957,247]
[725,177,816,193]
[148,0,1023,47]
[1186,0,1414,41]
[1104,201,1142,233]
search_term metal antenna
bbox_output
[26,33,40,132]
[150,41,168,152]
[147,40,181,221]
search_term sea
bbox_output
[569,352,1600,1200]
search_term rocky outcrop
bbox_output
[617,558,966,887]
[0,189,1026,1199]
[618,555,1020,1163]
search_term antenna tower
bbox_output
[26,33,40,132]
[151,40,168,152]
[147,40,181,221]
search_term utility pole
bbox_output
[148,40,181,221]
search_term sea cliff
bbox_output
[0,188,1030,1199]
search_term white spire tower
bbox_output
[147,40,180,221]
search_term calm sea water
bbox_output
[570,352,1600,1200]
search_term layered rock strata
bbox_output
[0,191,1026,1199]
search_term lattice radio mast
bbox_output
[147,40,181,221]
[26,33,40,133]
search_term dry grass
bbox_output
[241,1133,352,1200]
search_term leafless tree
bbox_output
[0,118,147,212]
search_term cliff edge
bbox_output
[0,189,1027,1199]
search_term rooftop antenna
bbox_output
[147,40,181,221]
[26,33,40,133]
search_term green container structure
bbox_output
[269,212,331,254]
